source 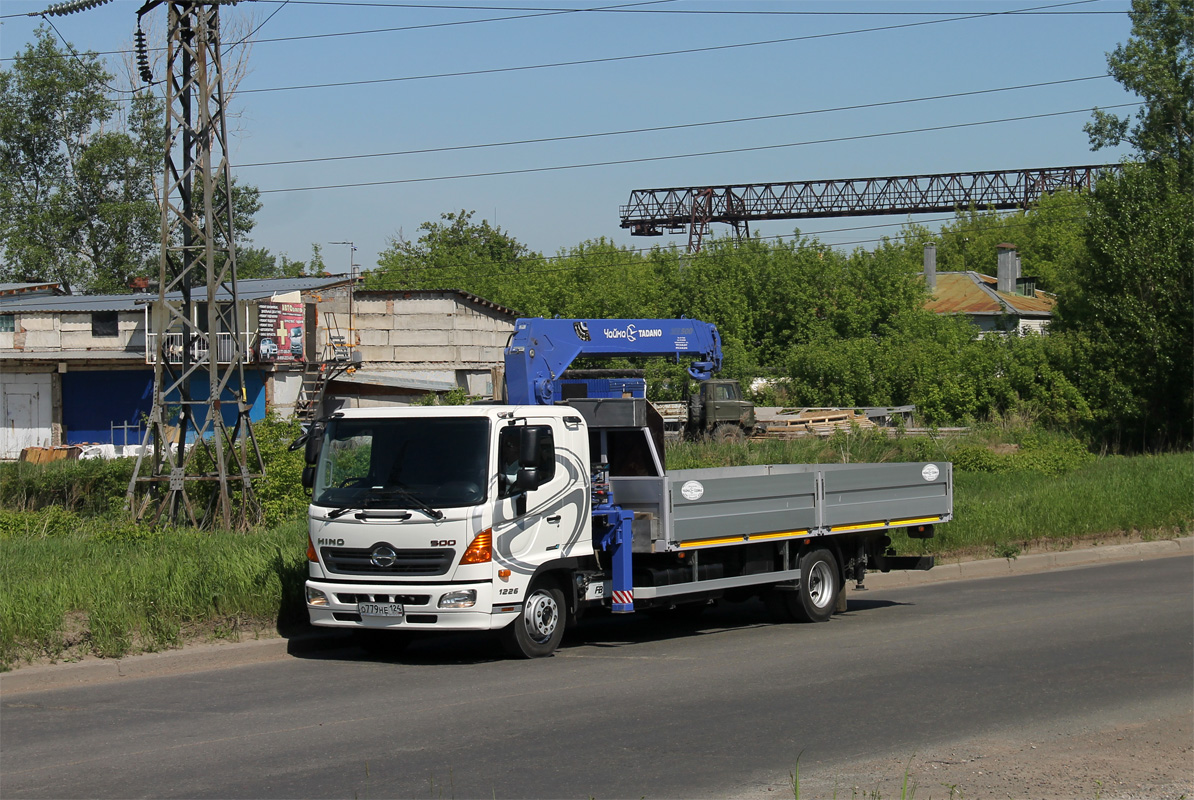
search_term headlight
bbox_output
[306,586,329,606]
[438,590,477,608]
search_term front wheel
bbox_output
[500,578,566,658]
[712,424,745,442]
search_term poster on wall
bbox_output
[257,302,305,362]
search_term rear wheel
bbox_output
[500,577,566,658]
[793,547,840,623]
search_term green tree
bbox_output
[0,28,161,293]
[1085,0,1193,178]
[369,210,539,299]
[1055,161,1193,449]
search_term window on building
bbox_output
[0,314,14,333]
[91,311,119,337]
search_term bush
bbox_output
[0,458,134,514]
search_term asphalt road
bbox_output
[2,555,1190,799]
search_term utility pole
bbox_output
[127,0,264,529]
[329,241,359,351]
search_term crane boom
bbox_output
[504,318,723,405]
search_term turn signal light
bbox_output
[307,536,318,562]
[459,529,493,564]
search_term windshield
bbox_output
[313,417,489,511]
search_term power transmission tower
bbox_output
[127,0,264,529]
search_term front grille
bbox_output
[335,593,431,605]
[321,546,454,576]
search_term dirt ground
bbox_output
[744,710,1193,800]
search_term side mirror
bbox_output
[301,465,316,490]
[518,425,550,468]
[303,424,325,465]
[513,466,545,492]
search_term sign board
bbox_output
[257,302,305,362]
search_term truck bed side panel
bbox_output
[669,468,818,544]
[820,462,952,528]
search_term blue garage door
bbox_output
[63,370,266,445]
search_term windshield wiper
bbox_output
[325,506,357,520]
[367,486,444,520]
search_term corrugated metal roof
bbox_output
[925,272,1055,317]
[0,276,352,313]
[0,281,62,296]
[0,349,144,361]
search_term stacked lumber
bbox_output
[19,446,82,464]
[758,409,877,438]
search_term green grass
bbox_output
[891,452,1192,557]
[0,519,309,668]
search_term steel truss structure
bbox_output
[128,0,263,529]
[620,165,1122,253]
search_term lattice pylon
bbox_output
[127,1,263,530]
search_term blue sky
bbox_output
[1,0,1137,273]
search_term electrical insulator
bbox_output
[41,0,112,16]
[135,27,153,85]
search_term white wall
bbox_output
[1,371,53,458]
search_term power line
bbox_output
[237,0,1104,93]
[249,0,1123,13]
[255,102,1141,195]
[239,74,1112,169]
[0,0,1129,22]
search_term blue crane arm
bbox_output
[503,318,723,405]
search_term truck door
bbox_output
[491,419,587,572]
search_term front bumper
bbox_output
[306,579,519,632]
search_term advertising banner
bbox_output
[257,302,305,362]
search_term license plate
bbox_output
[358,602,404,617]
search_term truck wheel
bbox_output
[713,424,745,442]
[793,548,840,623]
[500,578,566,658]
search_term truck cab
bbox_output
[303,405,593,657]
[689,379,756,438]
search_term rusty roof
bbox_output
[924,272,1056,317]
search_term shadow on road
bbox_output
[284,595,914,666]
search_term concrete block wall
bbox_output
[315,290,515,370]
[3,311,144,352]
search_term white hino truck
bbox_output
[300,318,951,658]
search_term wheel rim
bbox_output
[523,590,559,643]
[807,560,833,608]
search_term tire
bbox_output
[792,547,840,623]
[713,424,745,442]
[500,578,566,658]
[354,629,412,656]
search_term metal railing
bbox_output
[146,331,249,364]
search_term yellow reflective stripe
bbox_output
[830,516,942,533]
[829,521,886,533]
[679,529,809,549]
[891,516,941,526]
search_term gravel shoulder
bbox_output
[744,708,1193,800]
